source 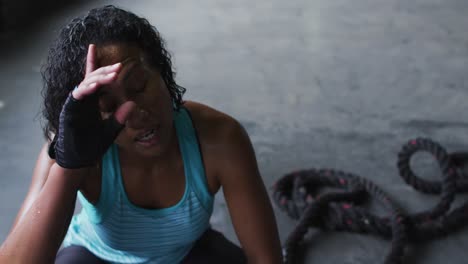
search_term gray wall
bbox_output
[1,0,468,263]
[0,0,83,31]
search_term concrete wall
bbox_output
[0,0,80,32]
[0,1,467,263]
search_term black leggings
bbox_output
[55,228,247,264]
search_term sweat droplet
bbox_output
[298,187,306,193]
[280,197,287,205]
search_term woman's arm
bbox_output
[0,44,133,264]
[0,163,88,264]
[216,118,283,264]
[9,143,55,233]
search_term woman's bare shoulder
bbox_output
[183,100,241,142]
[183,100,229,120]
[182,101,247,182]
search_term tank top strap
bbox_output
[174,107,214,213]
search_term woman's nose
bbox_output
[126,105,150,129]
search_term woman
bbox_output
[0,5,282,264]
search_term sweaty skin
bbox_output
[1,43,283,264]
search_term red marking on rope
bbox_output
[410,140,417,145]
[342,204,352,209]
[339,179,346,185]
[280,197,287,205]
[346,219,353,225]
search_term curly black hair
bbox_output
[40,5,186,141]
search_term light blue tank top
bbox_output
[62,107,215,264]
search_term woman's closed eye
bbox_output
[133,81,147,94]
[126,65,147,95]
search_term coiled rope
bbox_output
[272,137,468,264]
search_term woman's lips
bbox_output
[136,132,159,147]
[134,125,161,147]
[135,128,155,141]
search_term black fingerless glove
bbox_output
[48,92,124,169]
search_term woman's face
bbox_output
[95,43,175,158]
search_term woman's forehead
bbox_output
[95,43,143,67]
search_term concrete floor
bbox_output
[1,0,468,263]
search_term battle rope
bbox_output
[272,137,468,264]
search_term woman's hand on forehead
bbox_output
[72,44,122,100]
[49,44,137,169]
[72,44,135,124]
